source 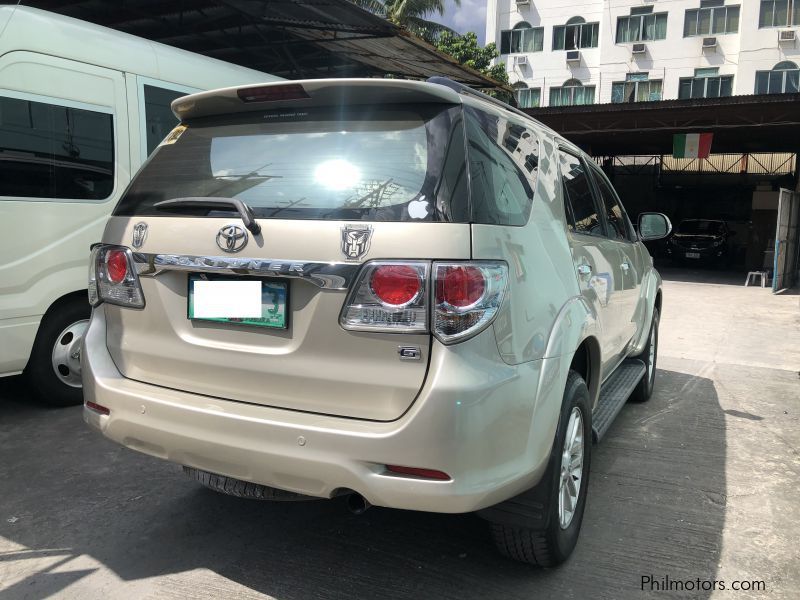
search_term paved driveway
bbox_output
[1,271,798,599]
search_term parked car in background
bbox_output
[0,6,280,405]
[82,76,671,566]
[666,219,733,266]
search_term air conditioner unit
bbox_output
[566,50,581,64]
[514,55,529,66]
[632,43,647,55]
[702,37,717,49]
[779,30,796,42]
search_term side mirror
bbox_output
[638,212,672,241]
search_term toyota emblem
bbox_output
[216,224,248,253]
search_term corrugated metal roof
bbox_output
[21,0,507,89]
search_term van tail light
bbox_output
[340,261,428,333]
[339,260,507,343]
[432,262,508,344]
[88,244,145,309]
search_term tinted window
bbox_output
[465,107,536,226]
[560,152,603,236]
[590,166,633,241]
[143,85,186,156]
[677,220,726,235]
[115,105,468,222]
[0,96,114,200]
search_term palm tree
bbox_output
[352,0,461,43]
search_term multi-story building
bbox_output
[486,0,800,107]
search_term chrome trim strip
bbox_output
[132,253,360,290]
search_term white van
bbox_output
[0,6,280,405]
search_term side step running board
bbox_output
[592,359,646,443]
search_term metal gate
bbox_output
[773,188,800,292]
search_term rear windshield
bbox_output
[114,104,468,222]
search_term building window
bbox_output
[513,84,541,108]
[550,79,596,106]
[617,10,668,42]
[755,61,800,94]
[759,0,800,27]
[678,68,734,98]
[500,22,544,54]
[611,73,663,103]
[0,95,114,200]
[684,2,740,36]
[553,17,599,50]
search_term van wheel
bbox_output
[490,370,592,566]
[630,308,659,403]
[26,297,90,407]
[183,467,318,501]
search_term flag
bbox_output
[673,133,713,158]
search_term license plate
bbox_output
[188,276,288,329]
[685,252,700,259]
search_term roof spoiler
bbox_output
[171,78,462,121]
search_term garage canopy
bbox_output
[525,92,800,156]
[21,0,505,90]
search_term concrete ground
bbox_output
[1,268,798,599]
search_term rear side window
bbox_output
[115,104,469,222]
[559,151,603,236]
[589,166,634,242]
[0,95,114,200]
[143,85,186,157]
[465,106,536,226]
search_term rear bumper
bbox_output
[83,307,559,513]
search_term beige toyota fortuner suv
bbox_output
[82,77,671,566]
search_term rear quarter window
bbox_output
[464,106,537,226]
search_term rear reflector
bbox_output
[237,84,310,103]
[85,401,110,416]
[386,465,451,481]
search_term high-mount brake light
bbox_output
[88,244,145,309]
[237,84,310,103]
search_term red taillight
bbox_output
[85,401,110,416]
[237,83,310,103]
[436,265,485,307]
[386,465,451,480]
[106,250,128,284]
[370,265,421,306]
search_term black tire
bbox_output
[490,370,592,567]
[26,296,90,407]
[629,308,659,403]
[183,467,318,501]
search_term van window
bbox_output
[0,96,114,200]
[560,151,604,236]
[465,107,535,226]
[143,85,186,156]
[115,104,469,222]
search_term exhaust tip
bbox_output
[346,493,371,515]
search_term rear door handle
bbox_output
[577,264,592,278]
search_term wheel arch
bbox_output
[25,289,90,371]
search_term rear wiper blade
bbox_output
[153,197,261,236]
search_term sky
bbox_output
[439,0,488,45]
